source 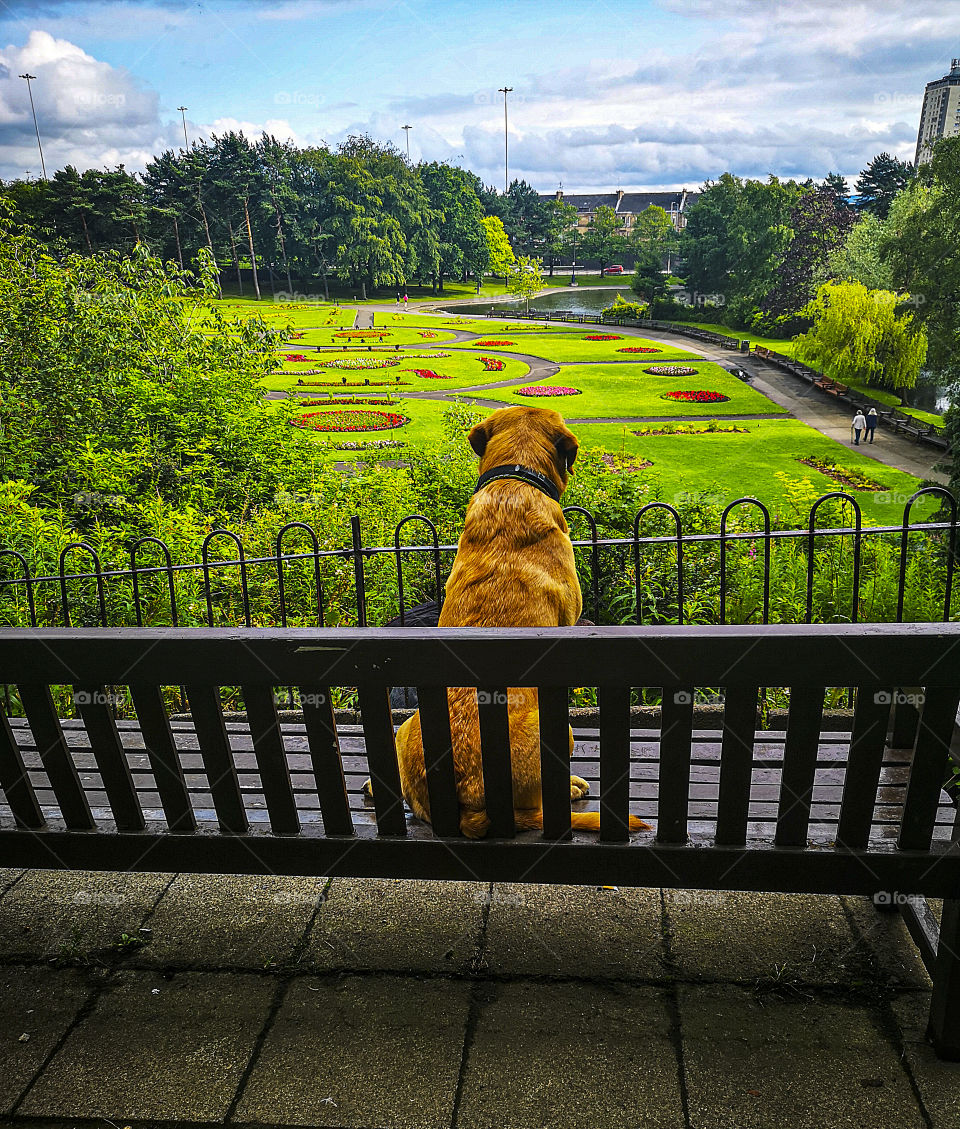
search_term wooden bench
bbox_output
[1,623,959,1058]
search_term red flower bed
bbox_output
[584,334,622,341]
[617,346,661,353]
[297,379,410,387]
[405,369,451,379]
[479,356,505,371]
[660,390,730,403]
[514,386,581,397]
[645,365,698,376]
[288,410,409,432]
[474,339,514,347]
[334,329,393,339]
[418,330,439,338]
[283,354,311,362]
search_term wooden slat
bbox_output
[18,684,93,830]
[416,686,461,838]
[356,684,406,836]
[128,684,196,833]
[836,686,892,849]
[243,685,300,835]
[538,686,572,841]
[476,687,515,839]
[658,686,695,844]
[184,684,247,833]
[775,686,825,847]
[299,686,353,837]
[0,703,44,829]
[929,898,960,1059]
[715,686,758,846]
[599,685,630,842]
[898,687,960,851]
[74,687,144,832]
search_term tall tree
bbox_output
[854,152,915,219]
[481,216,515,279]
[828,213,894,291]
[420,163,487,292]
[629,205,676,303]
[580,204,626,275]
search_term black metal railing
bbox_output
[0,488,956,632]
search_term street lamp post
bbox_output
[178,106,189,148]
[401,124,412,160]
[498,86,512,195]
[569,229,579,287]
[19,73,46,181]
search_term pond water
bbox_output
[442,286,624,317]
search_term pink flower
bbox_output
[514,386,582,397]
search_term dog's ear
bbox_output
[469,417,493,457]
[555,428,579,473]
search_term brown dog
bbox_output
[389,405,651,838]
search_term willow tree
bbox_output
[794,280,927,396]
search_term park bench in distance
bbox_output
[0,623,959,1059]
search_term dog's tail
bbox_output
[515,811,652,833]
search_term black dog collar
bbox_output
[474,464,561,503]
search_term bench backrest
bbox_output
[0,625,958,890]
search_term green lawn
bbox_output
[262,349,531,393]
[280,395,456,454]
[572,418,934,524]
[475,362,787,418]
[451,332,703,363]
[201,298,357,328]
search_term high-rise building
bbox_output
[915,58,960,165]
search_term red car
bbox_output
[602,264,625,274]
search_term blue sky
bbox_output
[0,0,956,189]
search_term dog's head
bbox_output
[468,406,579,492]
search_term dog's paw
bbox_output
[570,775,590,801]
[361,777,374,800]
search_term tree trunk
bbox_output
[79,211,93,254]
[243,196,261,300]
[196,187,221,296]
[172,215,184,270]
[227,219,244,296]
[271,197,293,295]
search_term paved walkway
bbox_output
[0,868,955,1127]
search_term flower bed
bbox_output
[297,379,411,387]
[660,390,730,403]
[479,356,505,371]
[645,365,699,376]
[405,369,451,379]
[617,346,661,354]
[473,340,514,347]
[299,398,400,406]
[323,358,401,370]
[334,329,393,339]
[797,456,883,491]
[283,354,311,363]
[418,330,439,338]
[333,439,407,450]
[584,334,622,341]
[514,386,582,397]
[600,453,652,472]
[288,409,409,432]
[632,423,749,436]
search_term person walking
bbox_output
[403,292,409,308]
[852,409,867,446]
[865,407,878,443]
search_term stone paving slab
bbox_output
[0,966,95,1116]
[135,873,328,969]
[680,984,926,1129]
[18,971,274,1123]
[457,981,684,1129]
[235,974,470,1128]
[0,870,169,962]
[890,992,960,1129]
[305,878,486,973]
[482,882,665,977]
[666,890,864,985]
